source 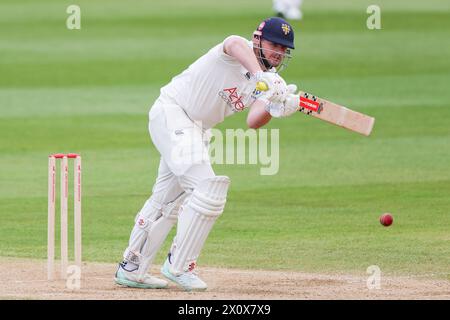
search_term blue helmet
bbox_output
[253,17,295,72]
[255,17,295,49]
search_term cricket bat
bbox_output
[256,82,375,136]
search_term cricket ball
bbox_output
[380,213,393,227]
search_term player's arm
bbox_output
[223,36,262,75]
[223,36,272,129]
[247,100,272,129]
[224,37,298,128]
[247,82,300,128]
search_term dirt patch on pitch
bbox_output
[0,257,449,300]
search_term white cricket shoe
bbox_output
[160,258,207,292]
[114,261,168,289]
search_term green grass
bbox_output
[1,0,449,279]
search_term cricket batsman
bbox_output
[115,17,300,291]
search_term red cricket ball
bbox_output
[380,213,393,227]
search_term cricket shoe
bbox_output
[114,261,168,289]
[160,258,207,292]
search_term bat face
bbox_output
[297,92,375,136]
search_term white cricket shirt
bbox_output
[159,36,257,129]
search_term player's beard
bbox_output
[257,47,274,70]
[254,42,292,73]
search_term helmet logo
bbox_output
[281,24,291,35]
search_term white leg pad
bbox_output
[170,176,230,274]
[123,192,186,270]
[123,198,162,265]
[136,193,187,278]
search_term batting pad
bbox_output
[136,197,183,278]
[170,176,230,274]
[124,193,186,278]
[123,198,162,265]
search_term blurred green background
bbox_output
[0,0,449,278]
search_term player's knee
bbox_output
[188,176,231,217]
[161,193,188,221]
[135,193,188,230]
[133,199,162,231]
[177,163,216,193]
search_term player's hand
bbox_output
[264,93,300,118]
[256,72,289,102]
[287,84,297,94]
[282,93,300,117]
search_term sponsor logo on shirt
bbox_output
[219,87,246,112]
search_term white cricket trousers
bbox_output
[122,94,222,274]
[148,94,215,209]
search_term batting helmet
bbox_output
[254,17,295,49]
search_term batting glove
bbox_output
[286,84,298,94]
[264,93,300,118]
[260,72,289,101]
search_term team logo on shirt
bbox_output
[219,87,246,112]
